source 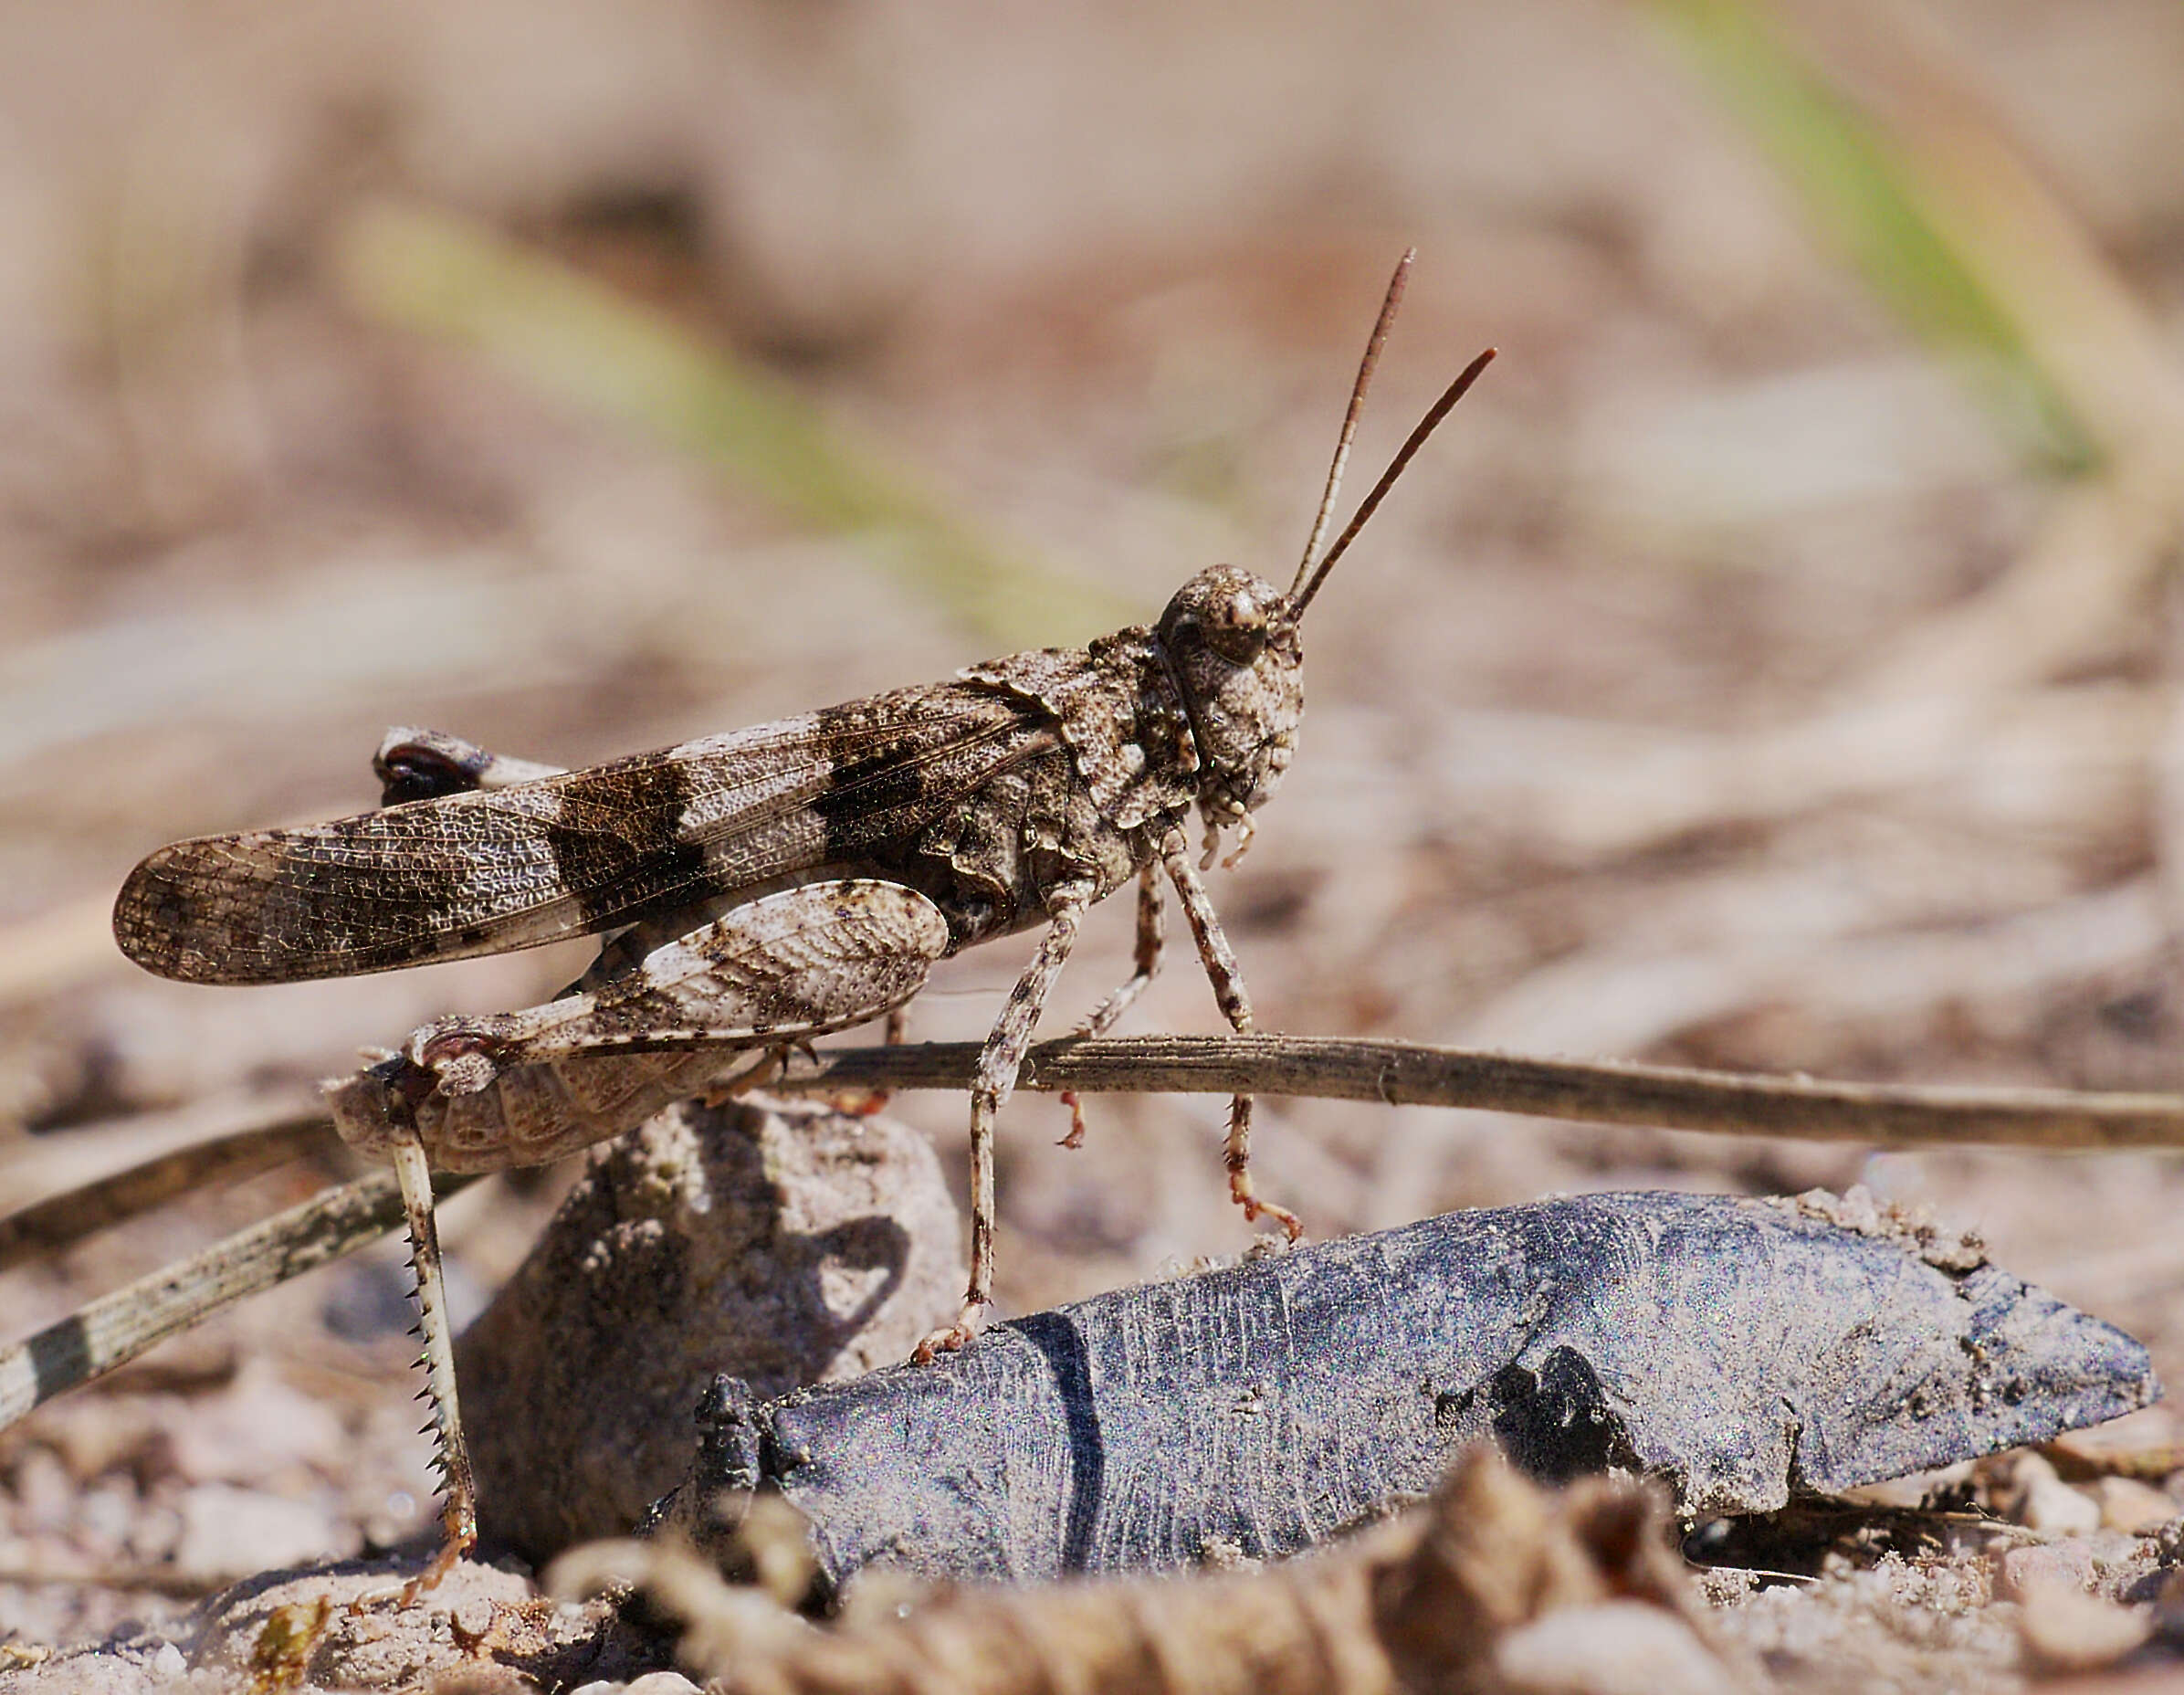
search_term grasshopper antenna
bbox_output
[1289,249,1415,599]
[1286,259,1496,618]
[1290,345,1496,617]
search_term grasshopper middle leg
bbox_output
[1057,864,1167,1149]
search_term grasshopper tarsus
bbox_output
[911,1300,988,1365]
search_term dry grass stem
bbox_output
[781,1033,2184,1151]
[0,1167,470,1429]
[12,1026,2177,1436]
[0,1111,330,1273]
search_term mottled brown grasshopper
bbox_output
[112,250,1492,1592]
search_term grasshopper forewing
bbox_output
[112,251,1494,1594]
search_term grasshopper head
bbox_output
[1156,564,1305,828]
[1155,257,1495,858]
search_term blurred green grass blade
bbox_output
[1649,0,2096,470]
[331,199,1123,646]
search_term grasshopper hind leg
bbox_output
[328,879,952,1597]
[342,729,514,1606]
[350,1129,477,1609]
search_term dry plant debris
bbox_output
[554,1445,1738,1695]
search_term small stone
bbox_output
[1841,1461,1973,1511]
[2045,1406,2184,1475]
[565,1683,625,1695]
[148,1642,185,1680]
[2011,1453,2104,1537]
[1997,1538,2097,1601]
[624,1676,700,1695]
[76,1480,137,1557]
[127,1503,184,1565]
[2094,1475,2179,1536]
[450,1595,498,1637]
[1493,1602,1737,1695]
[172,1485,345,1584]
[13,1448,74,1530]
[2017,1585,2152,1673]
[458,1099,963,1563]
[163,1363,351,1485]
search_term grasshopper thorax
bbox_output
[1155,563,1304,826]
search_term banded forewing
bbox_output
[113,688,1041,984]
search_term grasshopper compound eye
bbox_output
[1200,585,1270,666]
[1156,564,1284,668]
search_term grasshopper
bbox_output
[111,250,1493,1593]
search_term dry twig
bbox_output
[10,1030,2182,1429]
[0,1113,331,1274]
[0,1165,473,1429]
[771,1032,2184,1151]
